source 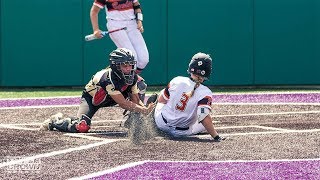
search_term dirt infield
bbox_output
[0,93,319,179]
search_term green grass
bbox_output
[0,86,319,99]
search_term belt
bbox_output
[161,114,189,131]
[109,18,135,21]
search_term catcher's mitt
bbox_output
[146,93,158,106]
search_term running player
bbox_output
[153,52,225,142]
[90,0,148,101]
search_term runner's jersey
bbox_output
[161,76,213,128]
[93,0,137,20]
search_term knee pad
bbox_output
[137,78,147,93]
[75,114,91,133]
[137,77,147,102]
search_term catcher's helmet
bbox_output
[187,52,212,80]
[109,48,137,85]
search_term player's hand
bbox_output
[137,20,144,33]
[144,102,155,115]
[94,30,103,39]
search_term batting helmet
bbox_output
[109,48,137,85]
[187,52,212,80]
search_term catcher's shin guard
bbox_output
[75,114,91,133]
[137,75,147,102]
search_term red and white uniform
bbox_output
[93,0,149,70]
[154,76,213,137]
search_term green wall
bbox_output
[0,0,319,87]
[168,0,254,85]
[254,0,320,85]
[1,0,83,86]
[0,0,2,86]
[81,0,168,85]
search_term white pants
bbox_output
[107,19,149,70]
[154,103,206,137]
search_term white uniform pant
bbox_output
[107,19,149,70]
[154,103,206,137]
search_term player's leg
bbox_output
[107,21,136,58]
[40,93,97,133]
[49,114,92,133]
[107,21,147,102]
[126,22,149,102]
[136,75,147,102]
[76,92,99,119]
[189,116,226,142]
[126,22,149,72]
[154,103,173,134]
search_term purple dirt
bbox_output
[0,93,320,108]
[214,93,320,103]
[94,160,320,179]
[0,97,81,107]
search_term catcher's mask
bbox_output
[109,48,137,85]
[187,52,212,80]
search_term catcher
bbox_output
[40,48,155,133]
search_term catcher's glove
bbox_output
[146,93,158,106]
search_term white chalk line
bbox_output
[0,96,81,101]
[1,102,320,110]
[216,125,290,131]
[198,128,320,138]
[72,157,320,179]
[214,91,320,95]
[1,91,320,101]
[69,160,149,180]
[0,124,39,131]
[1,121,319,171]
[0,139,121,169]
[0,104,79,110]
[214,110,320,117]
[0,119,125,127]
[2,122,319,141]
[252,125,290,131]
[63,133,124,141]
[215,102,320,105]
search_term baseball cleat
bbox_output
[39,112,63,131]
[39,118,53,131]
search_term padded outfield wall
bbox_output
[0,0,319,87]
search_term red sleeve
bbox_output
[197,96,212,108]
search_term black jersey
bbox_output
[84,67,139,106]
